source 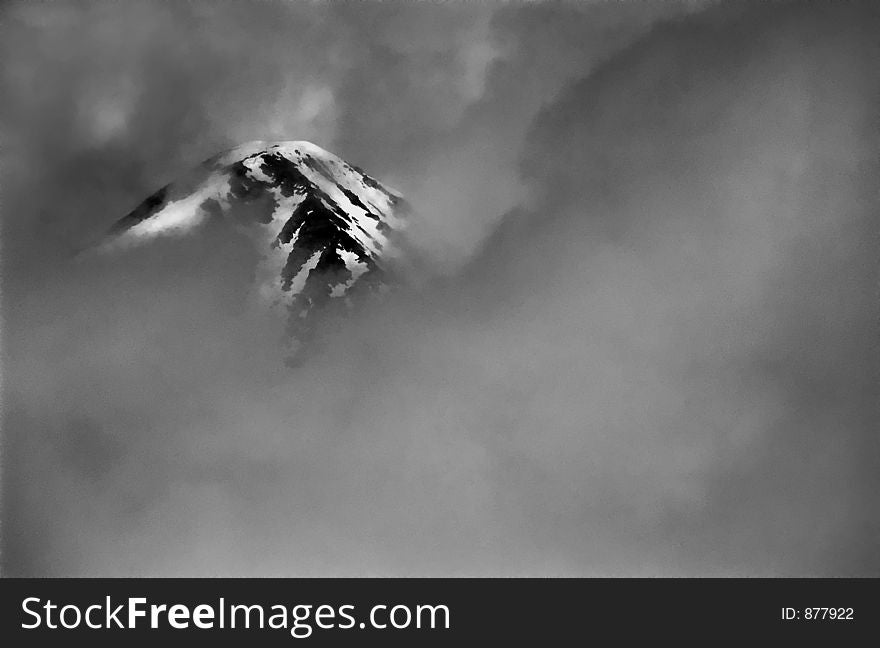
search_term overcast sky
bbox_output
[2,1,878,576]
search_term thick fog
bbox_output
[2,1,877,576]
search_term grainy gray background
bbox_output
[2,0,877,576]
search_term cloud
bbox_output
[2,1,877,576]
[470,0,880,573]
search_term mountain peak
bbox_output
[102,140,409,349]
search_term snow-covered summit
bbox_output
[102,140,409,346]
